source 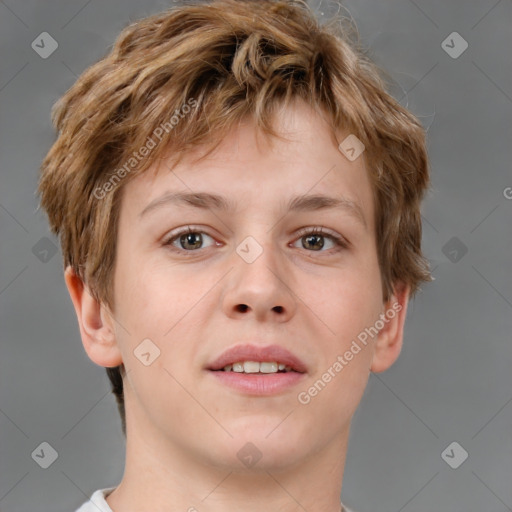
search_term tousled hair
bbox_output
[37,0,432,438]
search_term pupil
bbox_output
[181,232,202,249]
[304,234,323,250]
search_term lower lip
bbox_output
[208,370,306,395]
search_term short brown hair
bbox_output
[37,0,432,437]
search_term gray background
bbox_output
[1,0,511,511]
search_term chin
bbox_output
[225,426,307,470]
[211,446,306,474]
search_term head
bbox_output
[38,0,431,455]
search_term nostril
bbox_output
[236,304,249,312]
[273,306,283,313]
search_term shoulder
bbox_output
[74,487,116,512]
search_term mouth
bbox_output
[210,361,300,374]
[206,344,307,395]
[206,344,308,374]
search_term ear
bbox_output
[370,281,410,373]
[64,266,123,368]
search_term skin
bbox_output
[65,98,409,512]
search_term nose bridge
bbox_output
[236,232,280,285]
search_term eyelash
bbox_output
[162,225,348,254]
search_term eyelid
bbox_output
[294,225,349,246]
[162,225,218,247]
[293,226,349,253]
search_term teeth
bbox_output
[259,362,278,373]
[222,361,293,373]
[232,362,244,372]
[244,361,261,373]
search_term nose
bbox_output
[221,234,298,323]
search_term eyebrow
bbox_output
[138,191,367,229]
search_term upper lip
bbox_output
[207,344,308,373]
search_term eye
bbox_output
[162,225,348,255]
[292,226,348,253]
[163,226,217,252]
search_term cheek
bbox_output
[111,257,172,373]
[114,248,175,320]
[323,260,382,330]
[114,258,212,367]
[311,265,382,390]
[306,283,379,416]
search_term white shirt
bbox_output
[75,487,116,512]
[75,487,358,512]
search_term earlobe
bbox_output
[370,282,410,373]
[64,266,123,368]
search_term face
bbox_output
[108,99,388,471]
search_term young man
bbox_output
[37,1,431,511]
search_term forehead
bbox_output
[120,99,375,229]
